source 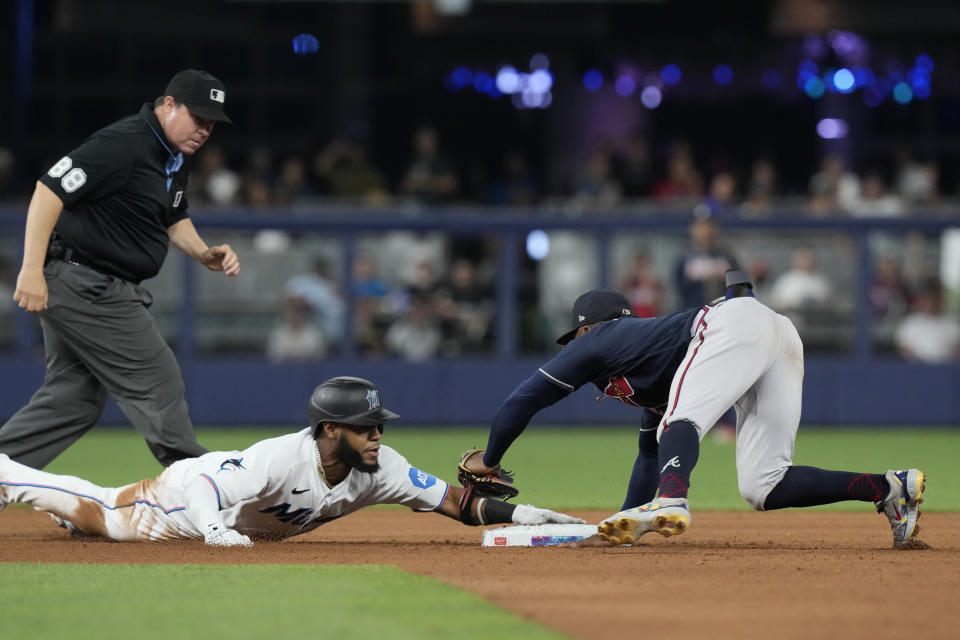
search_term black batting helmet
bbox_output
[308,376,399,434]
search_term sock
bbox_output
[763,466,890,510]
[621,427,659,509]
[655,420,700,500]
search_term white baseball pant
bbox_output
[659,297,805,510]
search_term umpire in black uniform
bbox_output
[2,69,240,468]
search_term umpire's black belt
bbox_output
[46,236,103,275]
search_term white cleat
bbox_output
[876,469,926,548]
[597,497,691,545]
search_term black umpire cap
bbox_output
[164,69,233,124]
[556,289,633,345]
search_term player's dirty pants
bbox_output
[0,455,192,540]
[0,259,207,468]
[661,297,805,510]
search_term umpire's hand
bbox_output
[14,267,48,312]
[200,244,240,276]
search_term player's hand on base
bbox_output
[511,504,586,526]
[204,523,253,547]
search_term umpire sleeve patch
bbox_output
[408,467,437,489]
[61,168,87,193]
[47,156,72,178]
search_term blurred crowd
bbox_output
[0,124,948,216]
[1,123,958,364]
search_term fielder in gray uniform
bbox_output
[1,69,238,468]
[0,377,583,545]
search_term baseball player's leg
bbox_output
[656,298,781,499]
[620,425,659,509]
[736,315,889,509]
[0,318,107,469]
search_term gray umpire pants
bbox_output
[0,259,207,468]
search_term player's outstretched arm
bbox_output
[436,485,584,526]
[182,474,253,547]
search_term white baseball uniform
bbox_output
[0,428,449,541]
[661,296,805,509]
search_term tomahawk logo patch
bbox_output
[408,467,437,489]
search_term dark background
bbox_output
[3,0,960,200]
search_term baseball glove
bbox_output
[457,449,519,500]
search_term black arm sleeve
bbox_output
[482,372,570,467]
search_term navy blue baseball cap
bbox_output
[556,289,633,345]
[164,69,233,124]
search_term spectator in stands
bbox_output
[435,258,494,354]
[350,254,392,356]
[700,171,739,219]
[400,125,459,205]
[266,294,327,362]
[870,255,911,321]
[384,292,442,361]
[313,136,389,206]
[487,149,540,207]
[768,247,833,312]
[851,170,904,218]
[189,145,240,207]
[740,157,778,218]
[273,156,314,206]
[895,150,939,207]
[652,141,703,203]
[612,134,653,199]
[808,153,860,216]
[620,252,662,318]
[285,257,345,344]
[673,210,738,309]
[573,141,622,208]
[894,277,960,363]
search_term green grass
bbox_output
[0,564,568,640]
[43,424,960,511]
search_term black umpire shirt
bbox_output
[39,103,192,284]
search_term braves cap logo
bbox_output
[366,388,379,410]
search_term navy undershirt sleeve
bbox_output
[483,372,570,467]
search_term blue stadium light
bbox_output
[529,69,553,93]
[495,66,521,94]
[915,53,934,72]
[640,86,662,109]
[915,84,932,99]
[796,60,818,89]
[713,64,734,86]
[472,71,494,94]
[804,76,826,99]
[893,81,914,104]
[832,68,855,93]
[583,70,603,91]
[526,230,550,260]
[530,53,550,70]
[853,68,875,88]
[761,69,781,90]
[615,75,636,97]
[661,64,682,86]
[816,118,848,139]
[292,33,320,55]
[451,66,473,88]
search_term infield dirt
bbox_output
[2,508,958,639]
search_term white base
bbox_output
[481,524,598,547]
